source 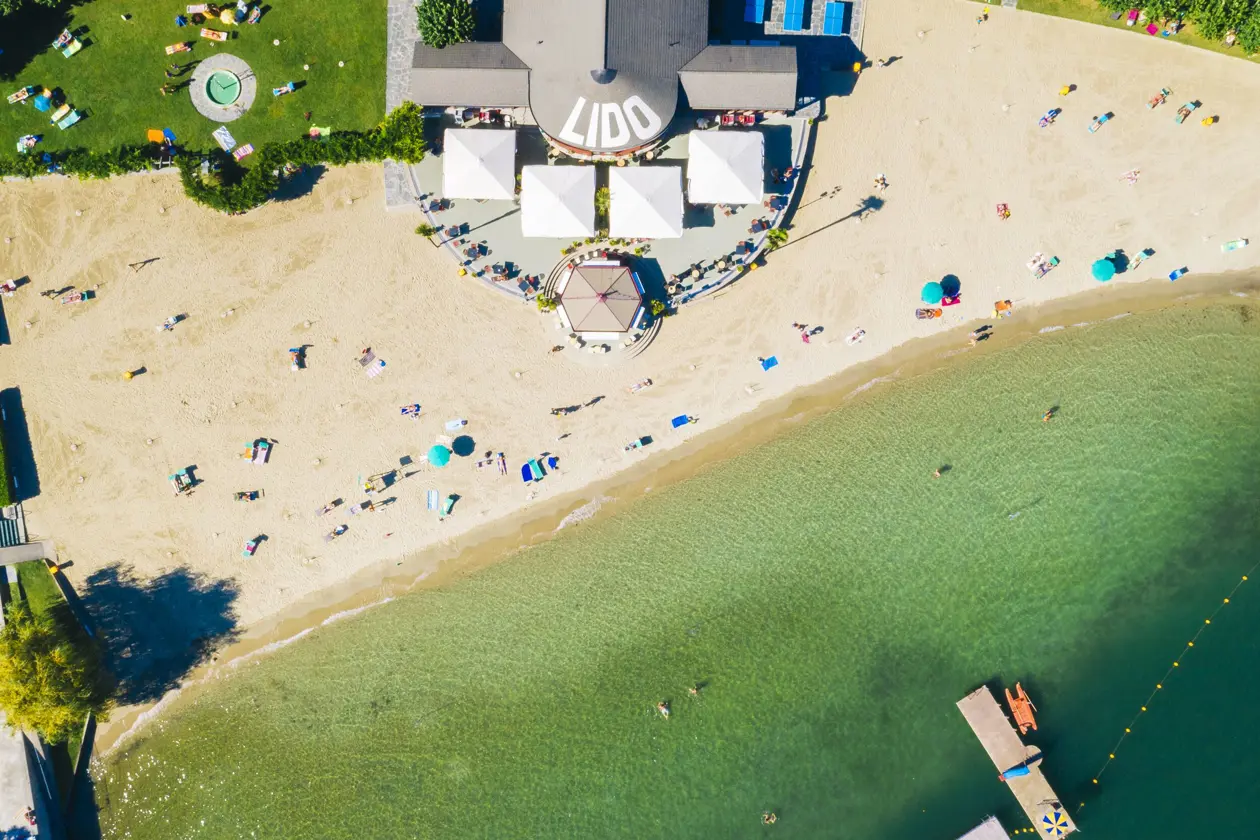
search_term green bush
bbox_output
[417,0,476,49]
[766,228,789,250]
[3,103,427,215]
[1094,0,1260,52]
[0,432,11,508]
[649,299,666,317]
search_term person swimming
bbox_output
[762,812,777,824]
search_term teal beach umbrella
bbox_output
[428,444,451,468]
[1091,258,1116,282]
[921,281,944,304]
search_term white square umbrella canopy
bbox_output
[609,166,683,239]
[442,128,517,200]
[521,165,596,238]
[686,130,765,205]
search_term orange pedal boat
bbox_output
[1005,682,1038,734]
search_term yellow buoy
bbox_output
[1224,598,1230,604]
[1188,641,1194,647]
[1092,778,1099,784]
[1141,706,1147,711]
[1173,661,1180,667]
[1156,683,1162,689]
[1205,619,1211,625]
[1125,728,1131,733]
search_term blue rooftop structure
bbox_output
[744,0,766,23]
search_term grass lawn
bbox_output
[0,0,387,157]
[979,0,1260,64]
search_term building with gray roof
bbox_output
[409,0,799,156]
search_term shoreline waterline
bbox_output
[93,269,1260,754]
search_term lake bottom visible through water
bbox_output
[95,299,1260,839]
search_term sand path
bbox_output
[2,0,1259,635]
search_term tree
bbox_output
[416,223,437,237]
[649,299,667,317]
[594,186,610,231]
[536,295,557,312]
[0,602,113,744]
[417,0,476,49]
[766,228,789,250]
[0,0,58,16]
[1239,9,1260,52]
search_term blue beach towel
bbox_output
[426,489,440,510]
[760,356,779,372]
[671,415,690,429]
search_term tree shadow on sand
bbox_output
[73,563,240,706]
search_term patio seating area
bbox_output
[406,113,811,307]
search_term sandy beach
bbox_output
[4,0,1260,736]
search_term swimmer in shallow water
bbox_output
[763,812,777,824]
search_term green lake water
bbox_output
[96,300,1260,839]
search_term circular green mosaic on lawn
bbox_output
[206,70,242,106]
[190,54,256,123]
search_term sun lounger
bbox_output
[212,125,237,152]
[7,87,33,105]
[232,143,254,161]
[166,41,193,54]
[49,103,71,123]
[200,28,229,41]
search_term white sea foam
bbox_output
[1107,312,1132,320]
[848,375,894,397]
[556,496,611,530]
[1039,325,1065,333]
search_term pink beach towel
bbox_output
[1146,23,1159,35]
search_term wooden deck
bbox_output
[956,686,1077,837]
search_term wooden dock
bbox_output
[956,686,1077,837]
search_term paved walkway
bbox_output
[384,0,421,209]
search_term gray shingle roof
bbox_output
[679,46,798,110]
[410,43,530,107]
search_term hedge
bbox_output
[1094,0,1260,53]
[0,102,427,215]
[0,431,10,508]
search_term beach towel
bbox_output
[760,356,779,372]
[426,490,440,510]
[232,143,254,161]
[212,125,236,152]
[520,463,534,483]
[166,42,192,54]
[187,3,209,12]
[365,359,386,378]
[671,415,690,429]
[163,128,177,145]
[200,28,229,41]
[146,129,164,143]
[400,404,421,418]
[57,110,81,130]
[445,418,467,431]
[309,125,332,138]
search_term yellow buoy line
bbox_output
[1078,564,1258,809]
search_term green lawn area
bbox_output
[15,560,62,620]
[0,0,387,157]
[982,0,1260,64]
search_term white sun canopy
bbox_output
[609,166,683,239]
[442,128,517,200]
[521,165,596,238]
[686,130,765,205]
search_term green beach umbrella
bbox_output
[1091,258,1116,282]
[428,444,451,468]
[920,281,944,304]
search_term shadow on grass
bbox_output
[0,4,73,82]
[74,563,240,705]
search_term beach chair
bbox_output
[200,28,229,41]
[232,143,254,161]
[57,110,82,130]
[166,41,193,54]
[49,103,71,124]
[7,86,33,105]
[212,125,237,152]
